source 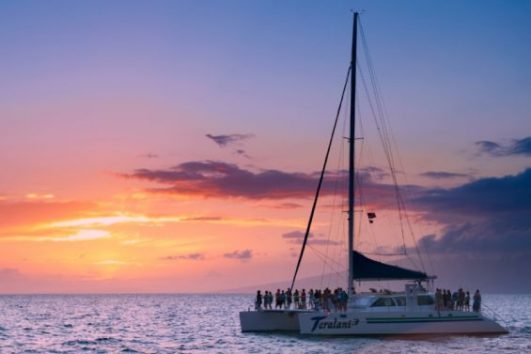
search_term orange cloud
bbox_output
[0,200,95,230]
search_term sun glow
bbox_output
[46,214,182,228]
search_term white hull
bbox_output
[298,310,508,336]
[239,309,309,332]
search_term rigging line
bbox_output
[359,19,427,272]
[356,68,390,249]
[322,74,350,286]
[358,24,418,270]
[290,65,352,291]
[320,107,348,285]
[359,19,392,151]
[355,97,380,253]
[355,99,378,253]
[383,144,434,272]
[308,244,346,273]
[336,109,349,268]
[360,19,394,171]
[363,79,414,267]
[314,248,346,288]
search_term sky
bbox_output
[1,0,530,293]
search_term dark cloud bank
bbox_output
[125,161,406,202]
[127,161,332,199]
[126,160,531,292]
[476,136,531,157]
[410,169,531,292]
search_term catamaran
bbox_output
[240,12,507,336]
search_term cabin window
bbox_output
[393,297,406,306]
[371,297,395,307]
[417,295,435,306]
[352,297,372,307]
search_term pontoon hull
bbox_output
[239,309,307,332]
[298,311,508,336]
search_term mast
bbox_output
[348,12,358,296]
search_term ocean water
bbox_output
[0,294,529,353]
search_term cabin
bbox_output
[350,284,435,312]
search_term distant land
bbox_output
[222,255,531,294]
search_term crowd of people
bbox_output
[254,288,349,312]
[255,287,483,313]
[435,288,482,312]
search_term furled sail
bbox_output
[352,250,428,280]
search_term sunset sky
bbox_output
[1,0,530,293]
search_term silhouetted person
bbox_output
[255,290,262,310]
[473,290,481,312]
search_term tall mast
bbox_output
[348,12,358,296]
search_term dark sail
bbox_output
[352,250,428,280]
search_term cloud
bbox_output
[124,160,409,203]
[475,140,503,155]
[139,153,159,159]
[206,133,254,159]
[475,137,531,157]
[413,168,531,220]
[512,137,531,155]
[417,217,531,254]
[0,200,95,230]
[47,214,183,228]
[125,161,325,200]
[364,245,406,257]
[409,169,531,264]
[281,230,341,246]
[5,229,111,242]
[420,171,470,180]
[235,149,251,159]
[182,216,223,222]
[223,249,253,261]
[358,166,390,180]
[25,193,55,200]
[125,158,531,267]
[58,229,110,242]
[0,268,22,280]
[161,253,205,261]
[270,202,303,209]
[206,133,254,147]
[282,230,313,240]
[375,165,531,291]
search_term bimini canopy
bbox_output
[352,250,428,280]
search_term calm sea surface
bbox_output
[0,294,529,353]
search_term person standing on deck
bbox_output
[255,290,262,310]
[286,288,292,309]
[293,289,300,309]
[308,289,314,309]
[473,290,482,312]
[435,288,443,311]
[458,288,465,310]
[275,289,281,309]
